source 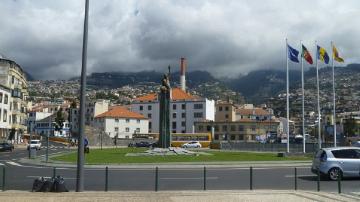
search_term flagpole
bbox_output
[315,41,321,149]
[331,41,337,147]
[301,41,305,153]
[286,38,290,153]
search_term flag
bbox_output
[288,44,299,63]
[317,45,329,64]
[332,45,344,62]
[302,45,313,64]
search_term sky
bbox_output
[0,0,359,80]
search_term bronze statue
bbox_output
[158,66,171,148]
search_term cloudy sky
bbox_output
[0,0,359,80]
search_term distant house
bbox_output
[94,106,148,139]
[34,112,70,137]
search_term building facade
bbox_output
[131,88,215,134]
[0,56,28,142]
[94,106,148,139]
[0,86,11,140]
[34,112,70,137]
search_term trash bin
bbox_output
[30,148,37,159]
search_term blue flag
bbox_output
[288,44,299,63]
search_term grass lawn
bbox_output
[52,148,312,164]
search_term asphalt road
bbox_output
[1,145,360,193]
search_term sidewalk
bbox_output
[0,190,359,202]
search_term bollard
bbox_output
[337,171,341,194]
[155,167,158,192]
[317,168,320,192]
[105,166,109,191]
[250,166,253,190]
[2,166,5,191]
[53,167,56,178]
[203,166,206,191]
[294,167,297,190]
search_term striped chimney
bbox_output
[180,57,186,91]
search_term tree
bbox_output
[343,115,357,137]
[55,108,65,134]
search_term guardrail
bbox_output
[0,165,349,193]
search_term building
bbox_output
[34,112,70,137]
[0,86,11,140]
[131,88,215,134]
[0,56,28,142]
[94,106,148,139]
[70,99,109,134]
[27,111,52,134]
[195,101,279,142]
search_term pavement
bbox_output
[0,190,359,202]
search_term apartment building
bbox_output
[0,86,11,140]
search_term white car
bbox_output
[27,140,42,150]
[181,141,202,148]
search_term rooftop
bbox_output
[135,88,198,102]
[96,106,147,119]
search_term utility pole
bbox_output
[76,0,89,192]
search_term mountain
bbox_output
[25,71,35,81]
[73,70,219,89]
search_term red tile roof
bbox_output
[135,88,197,102]
[95,106,147,119]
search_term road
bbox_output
[1,144,360,193]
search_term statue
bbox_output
[158,66,171,148]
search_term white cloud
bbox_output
[0,0,359,79]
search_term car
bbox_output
[311,147,360,180]
[129,141,153,148]
[27,140,42,150]
[181,141,202,148]
[0,142,14,152]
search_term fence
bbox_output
[220,142,334,153]
[0,165,355,194]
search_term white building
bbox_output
[70,99,109,134]
[131,88,215,134]
[27,111,52,134]
[94,106,148,139]
[0,86,11,140]
[34,113,70,137]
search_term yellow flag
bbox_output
[333,45,344,62]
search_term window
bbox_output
[115,118,119,122]
[182,130,186,133]
[238,125,244,131]
[198,125,204,131]
[182,104,186,110]
[172,121,177,129]
[137,119,140,123]
[225,106,229,111]
[0,93,2,103]
[206,125,211,132]
[149,122,152,129]
[251,126,256,131]
[126,119,130,123]
[147,113,152,118]
[181,121,186,127]
[222,125,227,131]
[4,95,8,104]
[136,128,140,133]
[139,105,143,111]
[219,106,223,111]
[148,105,152,110]
[3,110,7,122]
[172,130,176,133]
[194,104,203,109]
[114,127,119,132]
[230,125,236,131]
[11,76,14,84]
[215,125,219,132]
[173,104,177,110]
[332,149,360,159]
[225,114,229,119]
[231,135,236,140]
[181,113,186,118]
[215,134,219,140]
[125,127,130,132]
[194,112,203,118]
[172,113,176,118]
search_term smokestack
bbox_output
[180,57,186,91]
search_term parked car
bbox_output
[0,142,14,152]
[27,140,42,150]
[128,141,153,148]
[311,147,360,180]
[181,141,202,148]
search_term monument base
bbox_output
[126,147,212,157]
